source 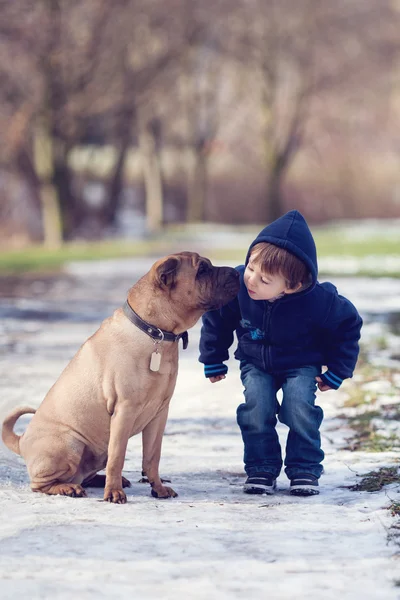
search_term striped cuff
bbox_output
[204,363,228,378]
[320,370,343,390]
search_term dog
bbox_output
[2,252,239,504]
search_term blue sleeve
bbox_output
[320,294,363,389]
[199,296,241,378]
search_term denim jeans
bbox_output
[237,361,324,479]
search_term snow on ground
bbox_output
[0,263,400,600]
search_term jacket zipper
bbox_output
[264,302,273,370]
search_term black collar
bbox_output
[123,300,188,349]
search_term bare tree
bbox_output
[1,0,397,243]
[179,10,220,222]
[0,0,126,243]
[175,0,244,223]
[0,0,188,242]
[236,0,383,221]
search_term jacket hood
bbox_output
[245,210,318,287]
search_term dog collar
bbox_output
[123,300,189,349]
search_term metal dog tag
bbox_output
[150,349,162,372]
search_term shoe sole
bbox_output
[290,486,319,496]
[243,483,276,495]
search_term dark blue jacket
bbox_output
[199,210,362,389]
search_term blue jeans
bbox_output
[237,362,324,479]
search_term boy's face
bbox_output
[244,257,299,301]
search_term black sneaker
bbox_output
[243,474,277,495]
[290,474,319,496]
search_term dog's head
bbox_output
[152,251,240,317]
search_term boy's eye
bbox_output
[262,280,269,285]
[247,265,254,271]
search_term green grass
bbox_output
[312,232,400,257]
[340,361,400,453]
[343,410,400,453]
[348,467,400,492]
[0,240,171,274]
[343,409,400,453]
[390,502,400,517]
[210,232,400,261]
[208,229,400,277]
[347,466,400,555]
[0,224,399,275]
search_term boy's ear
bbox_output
[285,281,302,294]
[155,256,180,289]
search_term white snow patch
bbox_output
[1,320,400,599]
[1,262,400,599]
[362,380,394,393]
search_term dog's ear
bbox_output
[156,256,180,289]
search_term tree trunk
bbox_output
[264,139,294,222]
[104,107,135,227]
[15,148,41,209]
[139,126,163,234]
[186,146,208,223]
[267,159,285,223]
[52,146,78,240]
[40,182,63,248]
[104,141,129,227]
[33,121,63,247]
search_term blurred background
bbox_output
[1,0,400,262]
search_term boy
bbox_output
[199,210,362,496]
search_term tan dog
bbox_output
[2,252,239,504]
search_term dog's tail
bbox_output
[2,407,36,455]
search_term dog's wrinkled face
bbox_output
[153,252,240,313]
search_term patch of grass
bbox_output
[209,229,400,277]
[343,408,400,452]
[0,223,399,275]
[343,410,400,452]
[348,467,400,492]
[209,230,400,260]
[345,429,400,452]
[350,360,397,385]
[0,239,170,274]
[363,433,400,452]
[343,389,375,408]
[348,410,382,424]
[390,502,400,517]
[341,362,400,452]
[376,336,390,351]
[388,523,400,549]
[312,232,400,258]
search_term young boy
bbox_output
[199,210,362,496]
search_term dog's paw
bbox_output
[151,485,178,499]
[104,488,127,504]
[56,484,87,498]
[122,476,131,488]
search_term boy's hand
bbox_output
[315,376,332,392]
[209,374,226,383]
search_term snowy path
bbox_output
[0,264,399,599]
